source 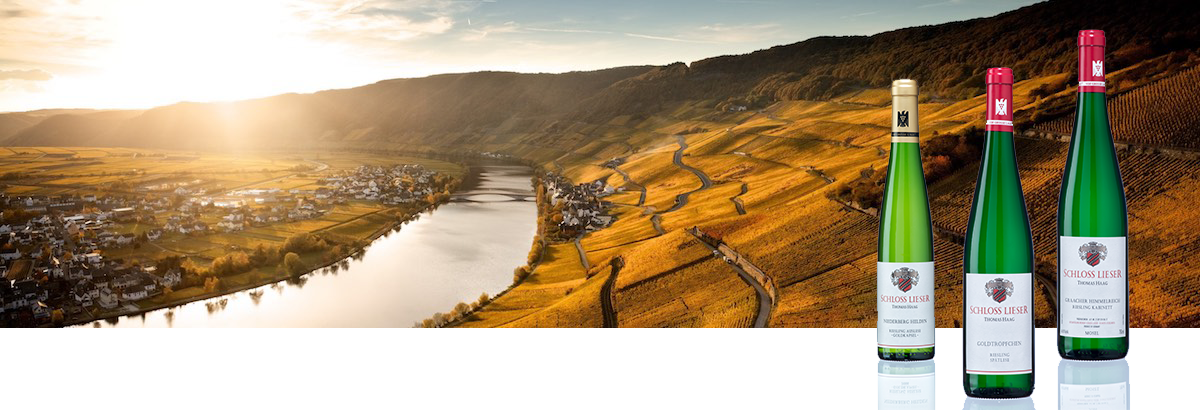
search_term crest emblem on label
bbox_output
[891,267,918,293]
[995,98,1007,116]
[985,278,1014,303]
[897,110,909,128]
[1078,241,1108,267]
[1092,60,1104,77]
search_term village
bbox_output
[540,172,616,240]
[0,163,451,326]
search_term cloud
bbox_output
[292,0,478,44]
[623,32,714,44]
[693,23,781,43]
[0,68,51,81]
[526,27,612,35]
[461,21,522,41]
[841,11,879,19]
[919,0,965,8]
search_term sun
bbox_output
[43,0,376,110]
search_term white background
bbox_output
[7,328,1181,409]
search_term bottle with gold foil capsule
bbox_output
[963,67,1035,398]
[877,79,935,361]
[1058,29,1129,360]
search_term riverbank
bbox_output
[68,197,451,328]
[77,162,537,328]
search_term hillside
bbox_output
[4,0,1200,328]
[1,67,655,149]
[4,0,1199,151]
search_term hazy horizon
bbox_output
[0,0,1039,112]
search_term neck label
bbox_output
[985,84,1013,132]
[877,261,935,349]
[964,272,1032,375]
[892,96,919,143]
[1079,46,1106,93]
[1059,236,1127,338]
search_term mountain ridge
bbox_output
[2,0,1198,150]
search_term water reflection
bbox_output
[1058,359,1129,410]
[963,397,1035,409]
[878,360,935,410]
[86,164,537,327]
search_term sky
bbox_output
[0,0,1039,112]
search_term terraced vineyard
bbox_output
[1034,65,1200,150]
[447,64,1200,328]
[613,231,757,328]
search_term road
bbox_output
[610,166,646,206]
[574,236,591,271]
[687,230,771,328]
[662,135,713,213]
[599,256,623,327]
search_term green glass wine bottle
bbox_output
[1058,29,1129,360]
[963,67,1035,398]
[878,79,935,361]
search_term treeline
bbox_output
[154,232,345,294]
[415,292,491,328]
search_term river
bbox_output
[88,164,537,327]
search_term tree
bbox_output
[512,266,531,284]
[203,277,220,292]
[210,252,252,276]
[453,302,470,317]
[282,232,327,254]
[283,252,306,276]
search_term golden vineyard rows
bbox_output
[1036,65,1200,149]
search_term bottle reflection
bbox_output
[1059,359,1129,410]
[963,397,1035,409]
[878,360,935,410]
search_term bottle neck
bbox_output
[981,130,1017,173]
[888,141,923,171]
[1073,90,1113,145]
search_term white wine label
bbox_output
[878,370,935,410]
[877,261,935,349]
[964,273,1033,375]
[1060,382,1127,410]
[1059,236,1127,338]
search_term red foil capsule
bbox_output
[1078,29,1106,93]
[985,67,1014,133]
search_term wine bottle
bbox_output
[878,359,935,410]
[963,67,1035,398]
[1059,359,1130,410]
[878,79,935,361]
[1058,29,1129,360]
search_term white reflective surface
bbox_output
[774,329,1175,408]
